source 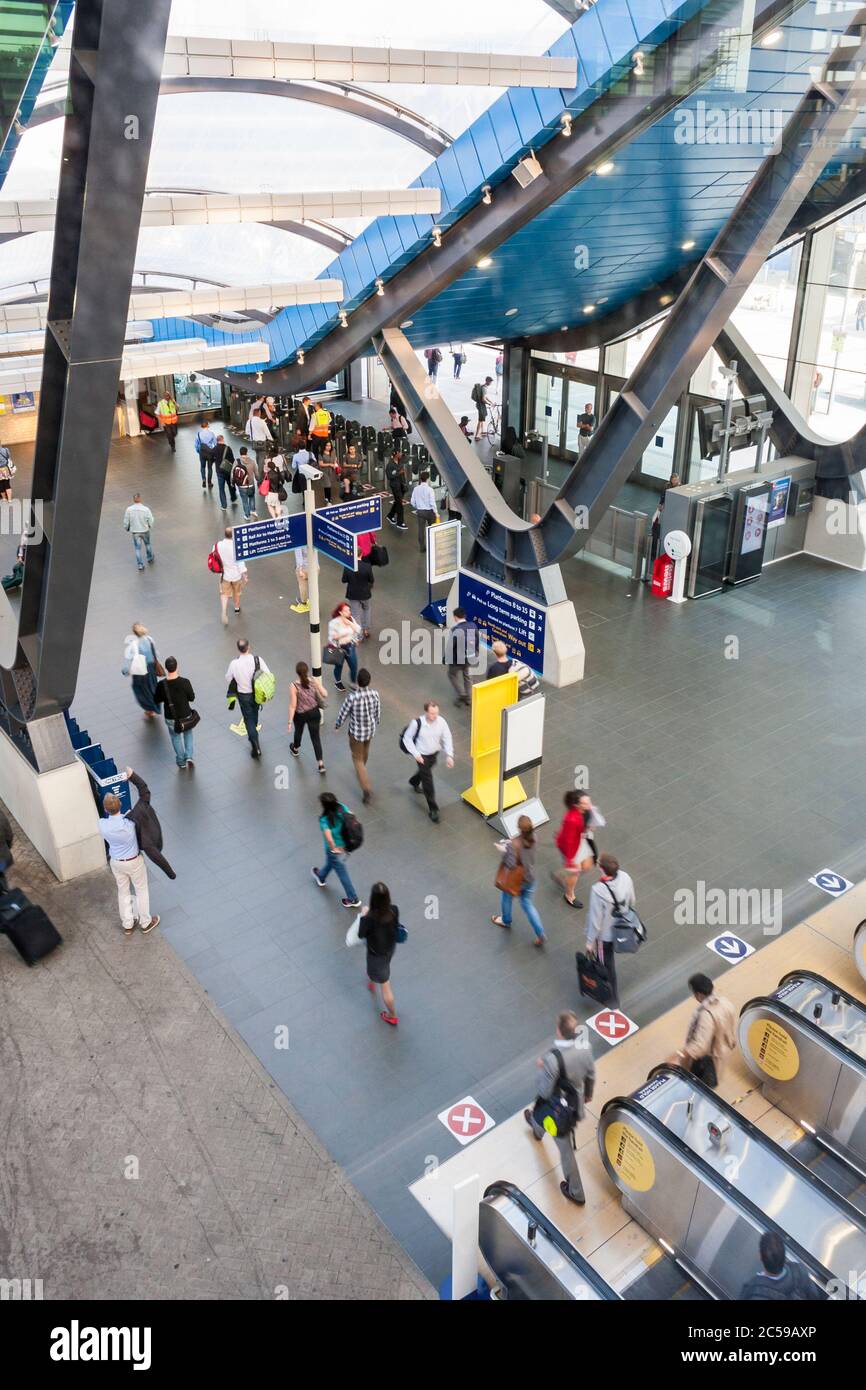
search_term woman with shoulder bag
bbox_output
[347,880,405,1026]
[263,451,288,519]
[287,660,327,773]
[491,815,546,945]
[121,622,160,720]
[326,602,362,691]
[153,656,199,769]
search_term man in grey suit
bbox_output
[524,1010,596,1204]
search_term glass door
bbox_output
[533,371,564,455]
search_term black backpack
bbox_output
[399,717,421,754]
[533,1049,583,1139]
[471,383,482,404]
[340,809,364,853]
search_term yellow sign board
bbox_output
[748,1017,800,1082]
[604,1121,656,1192]
[462,672,525,816]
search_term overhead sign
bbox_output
[437,1096,495,1146]
[587,1008,638,1047]
[320,493,382,534]
[232,513,306,561]
[427,518,461,586]
[766,475,791,529]
[312,511,358,569]
[458,570,546,674]
[809,869,853,897]
[706,933,754,962]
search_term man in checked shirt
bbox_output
[334,667,381,805]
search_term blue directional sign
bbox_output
[706,933,754,962]
[312,512,358,569]
[233,513,305,561]
[808,869,853,897]
[458,570,546,673]
[320,494,382,534]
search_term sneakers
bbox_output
[289,602,310,614]
[387,516,397,527]
[429,809,440,823]
[123,924,135,938]
[334,680,346,691]
[289,746,300,758]
[187,759,195,769]
[342,896,361,909]
[397,523,408,531]
[140,915,160,934]
[311,867,326,887]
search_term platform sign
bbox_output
[706,933,754,962]
[458,570,546,673]
[587,1008,638,1047]
[427,519,461,586]
[233,513,305,561]
[808,869,853,897]
[437,1096,495,1146]
[320,493,382,534]
[312,512,358,569]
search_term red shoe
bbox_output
[367,981,375,993]
[380,1011,398,1026]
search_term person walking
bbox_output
[123,493,154,570]
[585,852,636,1010]
[262,451,288,519]
[154,391,178,451]
[327,602,362,692]
[495,351,504,392]
[739,1233,824,1301]
[386,452,408,529]
[121,622,160,720]
[388,404,409,448]
[195,416,218,489]
[214,434,238,511]
[425,346,442,381]
[668,972,737,1088]
[410,470,438,552]
[554,790,598,908]
[350,881,403,1026]
[402,700,454,823]
[309,401,332,458]
[226,637,270,760]
[312,791,361,908]
[492,815,546,945]
[290,544,310,614]
[444,606,479,707]
[154,656,198,770]
[342,554,374,638]
[216,526,248,625]
[524,1011,595,1205]
[232,447,258,520]
[98,776,162,937]
[472,377,494,440]
[856,296,866,332]
[335,668,380,805]
[245,407,273,473]
[451,343,465,379]
[288,660,326,772]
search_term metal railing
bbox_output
[526,479,648,580]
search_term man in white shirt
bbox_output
[98,789,160,937]
[225,637,270,759]
[245,407,273,472]
[216,527,248,626]
[410,470,438,553]
[402,699,454,823]
[585,852,636,1010]
[123,493,154,570]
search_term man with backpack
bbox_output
[739,1233,824,1301]
[231,446,257,519]
[472,377,494,439]
[195,416,218,489]
[525,1011,595,1204]
[425,346,442,381]
[214,526,248,626]
[401,700,454,824]
[213,434,238,511]
[585,852,636,1010]
[225,638,272,760]
[484,640,540,699]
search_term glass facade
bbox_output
[173,372,222,415]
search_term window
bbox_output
[173,372,221,414]
[729,242,802,388]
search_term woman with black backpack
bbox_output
[347,881,406,1027]
[311,792,361,909]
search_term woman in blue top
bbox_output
[122,623,160,718]
[312,791,360,908]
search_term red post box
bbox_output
[651,554,675,597]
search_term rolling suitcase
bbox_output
[575,950,613,1005]
[0,888,62,965]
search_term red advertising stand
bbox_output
[651,555,675,597]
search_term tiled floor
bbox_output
[7,413,866,1286]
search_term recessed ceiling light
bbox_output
[682,239,696,251]
[477,256,493,269]
[400,319,413,328]
[659,295,673,305]
[561,324,568,331]
[583,304,595,314]
[596,161,615,176]
[505,307,519,316]
[762,28,783,46]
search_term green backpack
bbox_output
[253,656,276,704]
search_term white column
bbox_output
[123,377,141,436]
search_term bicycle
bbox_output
[486,401,502,444]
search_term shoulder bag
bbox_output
[494,839,525,896]
[688,1006,719,1088]
[604,881,647,955]
[163,677,200,734]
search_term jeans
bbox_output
[200,451,214,485]
[216,470,238,508]
[349,598,371,632]
[239,485,256,519]
[319,844,357,899]
[500,881,544,939]
[452,356,462,378]
[415,508,436,551]
[333,643,358,685]
[132,531,153,568]
[388,489,405,525]
[168,726,194,767]
[237,691,260,752]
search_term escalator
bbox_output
[855,920,866,985]
[598,1066,866,1299]
[479,1181,620,1301]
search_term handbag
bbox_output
[314,684,328,709]
[163,675,200,735]
[259,477,270,495]
[127,644,147,677]
[575,950,614,1005]
[494,841,525,896]
[321,643,341,666]
[370,544,389,567]
[690,1053,718,1088]
[345,914,362,947]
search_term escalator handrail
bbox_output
[599,1073,838,1296]
[741,985,866,1081]
[482,1180,620,1300]
[776,968,866,1015]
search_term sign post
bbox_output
[303,480,322,678]
[496,694,548,835]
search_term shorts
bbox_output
[219,577,242,599]
[564,836,594,869]
[476,403,488,421]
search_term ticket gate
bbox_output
[856,920,866,983]
[479,1181,619,1301]
[599,1066,866,1298]
[739,971,866,1178]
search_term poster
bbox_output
[766,475,791,529]
[11,392,35,413]
[427,519,461,585]
[740,492,767,555]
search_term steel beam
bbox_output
[0,0,172,741]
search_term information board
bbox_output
[233,513,306,561]
[312,512,358,569]
[767,475,792,529]
[458,570,546,673]
[320,494,382,534]
[427,519,461,585]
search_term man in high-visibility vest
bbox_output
[154,392,179,452]
[309,403,332,459]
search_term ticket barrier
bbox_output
[599,1066,866,1298]
[739,971,866,1178]
[479,1181,619,1300]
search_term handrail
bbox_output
[482,1180,620,1300]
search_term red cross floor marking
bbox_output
[448,1104,486,1136]
[596,1011,629,1038]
